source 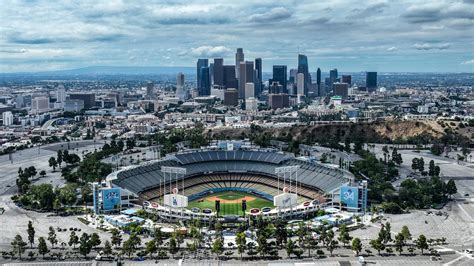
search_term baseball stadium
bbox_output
[106,145,354,219]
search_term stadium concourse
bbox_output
[106,148,354,220]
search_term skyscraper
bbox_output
[146,81,154,99]
[272,65,287,93]
[238,61,254,99]
[223,65,237,89]
[56,85,66,107]
[316,68,322,96]
[199,66,210,96]
[297,73,305,96]
[235,48,244,79]
[297,54,311,96]
[196,59,209,92]
[329,69,338,85]
[176,72,186,101]
[341,75,352,86]
[366,72,377,92]
[333,82,349,100]
[245,83,255,99]
[254,58,262,97]
[213,58,224,86]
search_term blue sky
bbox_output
[0,0,473,73]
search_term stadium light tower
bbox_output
[161,166,187,218]
[161,166,187,196]
[275,165,300,195]
[274,166,300,217]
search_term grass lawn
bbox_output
[187,191,273,215]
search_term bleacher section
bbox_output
[141,173,320,203]
[110,149,351,202]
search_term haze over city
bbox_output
[1,0,473,73]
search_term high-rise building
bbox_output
[199,67,211,96]
[297,73,305,96]
[224,88,239,106]
[254,58,262,97]
[272,65,287,93]
[245,83,255,99]
[333,82,349,100]
[15,95,24,109]
[329,69,338,85]
[297,54,311,96]
[366,72,377,92]
[235,48,244,79]
[245,97,258,111]
[223,65,237,89]
[2,111,13,126]
[69,93,95,109]
[196,58,209,92]
[268,93,289,110]
[31,96,50,113]
[341,75,352,86]
[209,63,214,85]
[269,81,284,94]
[238,61,254,99]
[289,69,298,83]
[56,85,66,106]
[213,58,224,87]
[176,72,186,101]
[146,81,154,99]
[316,68,322,96]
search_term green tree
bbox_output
[11,234,27,260]
[274,219,288,247]
[211,237,224,259]
[236,232,246,260]
[351,237,362,256]
[428,160,436,176]
[394,233,405,255]
[110,228,122,248]
[417,157,425,172]
[370,238,385,255]
[168,236,178,258]
[328,240,338,256]
[285,239,295,258]
[37,237,49,259]
[48,157,58,172]
[68,231,79,249]
[411,158,419,172]
[145,240,158,259]
[27,221,35,248]
[102,240,113,258]
[338,224,352,247]
[446,179,457,198]
[89,233,101,249]
[401,225,412,241]
[47,226,58,249]
[79,233,92,258]
[57,150,63,169]
[121,238,136,259]
[415,234,428,254]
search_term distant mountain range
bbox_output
[2,66,196,76]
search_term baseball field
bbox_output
[187,191,273,215]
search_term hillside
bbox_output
[209,121,448,144]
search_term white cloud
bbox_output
[413,43,451,50]
[387,47,397,51]
[461,59,474,65]
[190,46,232,57]
[248,7,291,23]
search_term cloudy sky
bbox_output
[1,0,473,73]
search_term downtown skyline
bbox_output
[1,0,473,73]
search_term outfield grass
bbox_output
[187,191,273,215]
